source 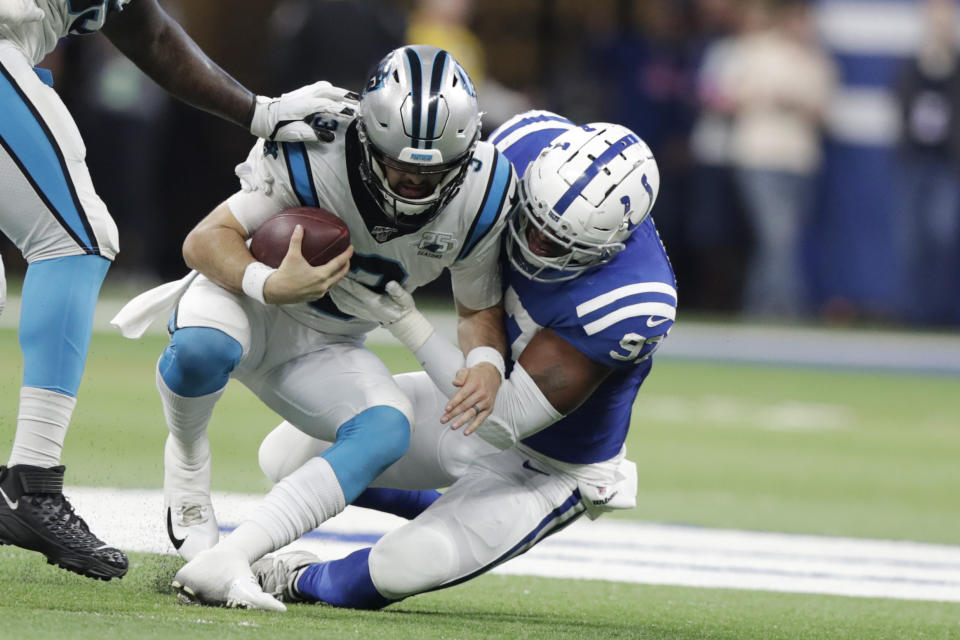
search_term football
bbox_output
[250,206,351,268]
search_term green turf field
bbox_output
[1,328,958,638]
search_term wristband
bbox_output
[241,261,277,304]
[465,346,506,381]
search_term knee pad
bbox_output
[157,327,242,397]
[322,406,411,504]
[336,405,411,469]
[369,519,457,599]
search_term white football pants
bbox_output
[0,41,118,262]
[259,371,587,600]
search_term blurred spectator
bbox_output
[684,0,762,311]
[893,0,960,326]
[583,0,696,286]
[406,0,530,132]
[723,0,836,319]
[263,0,408,95]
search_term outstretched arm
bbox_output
[102,0,357,141]
[327,280,613,447]
[101,0,254,129]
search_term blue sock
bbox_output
[353,488,441,520]
[19,255,110,395]
[321,406,410,504]
[296,548,392,609]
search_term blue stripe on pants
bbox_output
[0,63,97,253]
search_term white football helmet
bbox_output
[357,45,482,230]
[506,123,660,282]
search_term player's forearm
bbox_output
[103,1,255,129]
[476,363,563,449]
[182,223,253,295]
[455,302,506,357]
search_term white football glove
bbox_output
[329,279,434,351]
[0,0,44,25]
[250,81,358,143]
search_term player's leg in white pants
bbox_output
[285,449,584,608]
[263,372,585,608]
[156,276,249,560]
[172,302,416,606]
[0,41,126,579]
[258,371,497,518]
[224,338,413,560]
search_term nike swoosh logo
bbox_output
[166,507,185,550]
[522,460,550,476]
[646,316,669,327]
[0,487,18,510]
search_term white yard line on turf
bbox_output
[67,487,960,603]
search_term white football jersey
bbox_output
[0,0,132,64]
[226,119,516,336]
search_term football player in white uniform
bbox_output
[113,45,515,610]
[0,0,350,581]
[248,114,676,610]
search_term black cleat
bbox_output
[0,464,128,580]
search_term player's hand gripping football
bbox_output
[250,81,359,143]
[262,225,353,304]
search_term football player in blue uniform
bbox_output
[0,0,353,581]
[248,112,677,610]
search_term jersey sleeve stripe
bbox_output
[493,121,575,156]
[456,150,512,261]
[553,132,640,215]
[576,282,678,317]
[281,142,319,207]
[490,113,574,146]
[582,302,677,336]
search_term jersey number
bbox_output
[347,253,407,293]
[309,253,407,318]
[610,332,663,363]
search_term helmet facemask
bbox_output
[506,177,627,282]
[357,119,478,231]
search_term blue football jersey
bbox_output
[490,111,677,464]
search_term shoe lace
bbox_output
[26,492,102,547]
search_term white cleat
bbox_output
[164,435,219,560]
[172,548,287,612]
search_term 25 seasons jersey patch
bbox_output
[416,232,458,258]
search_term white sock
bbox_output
[220,457,346,563]
[156,367,224,468]
[8,387,76,468]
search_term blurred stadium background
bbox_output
[2,0,959,331]
[1,2,959,633]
